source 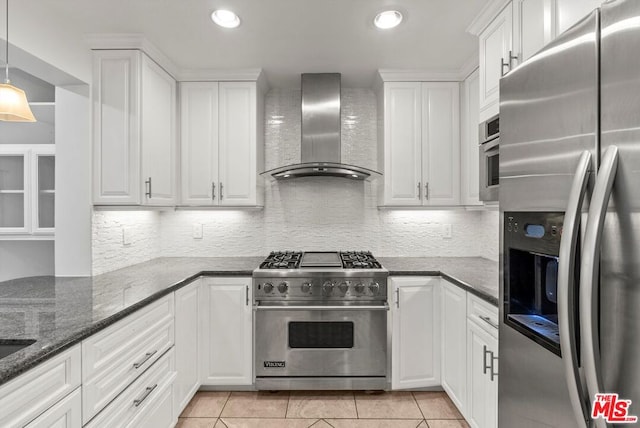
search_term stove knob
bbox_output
[354,282,365,294]
[338,282,349,294]
[301,282,312,293]
[277,282,289,293]
[322,281,335,294]
[369,282,380,295]
[263,282,274,293]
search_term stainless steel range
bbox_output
[253,251,389,390]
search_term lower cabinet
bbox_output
[26,388,82,428]
[466,294,499,428]
[174,280,201,414]
[390,277,441,390]
[441,280,468,412]
[0,345,81,428]
[199,277,253,386]
[86,348,177,428]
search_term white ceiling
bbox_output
[29,0,489,88]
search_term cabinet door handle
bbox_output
[145,177,152,198]
[501,57,510,77]
[483,345,491,375]
[395,288,400,308]
[246,285,250,306]
[479,315,499,330]
[133,384,158,407]
[212,182,216,200]
[490,350,499,381]
[425,183,429,200]
[508,50,518,70]
[417,182,421,200]
[220,182,224,200]
[133,350,157,369]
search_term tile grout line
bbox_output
[412,391,427,421]
[217,391,233,422]
[322,418,337,428]
[353,391,359,419]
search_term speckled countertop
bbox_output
[0,256,497,387]
[378,257,499,306]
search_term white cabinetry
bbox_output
[174,280,201,414]
[390,277,441,390]
[25,388,81,428]
[92,49,177,206]
[466,294,499,428]
[441,280,468,414]
[557,0,601,35]
[180,81,264,207]
[0,345,81,428]
[514,0,557,63]
[0,145,55,237]
[478,2,513,122]
[381,82,460,207]
[199,277,253,385]
[460,70,482,206]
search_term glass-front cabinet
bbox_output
[0,145,55,238]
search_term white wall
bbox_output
[0,241,54,281]
[55,85,92,276]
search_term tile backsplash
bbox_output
[91,88,499,275]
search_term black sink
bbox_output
[0,339,36,359]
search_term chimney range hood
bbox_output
[261,73,381,181]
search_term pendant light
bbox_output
[0,0,36,122]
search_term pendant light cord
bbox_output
[5,0,9,83]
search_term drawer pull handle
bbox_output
[133,383,158,407]
[479,315,499,330]
[133,350,157,369]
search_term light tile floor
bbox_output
[177,391,470,428]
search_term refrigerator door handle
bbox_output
[580,145,619,428]
[558,150,592,427]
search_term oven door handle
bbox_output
[253,303,390,311]
[482,137,499,152]
[557,150,592,428]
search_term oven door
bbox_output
[254,301,388,378]
[479,137,499,202]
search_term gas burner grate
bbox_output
[260,251,303,269]
[340,251,382,269]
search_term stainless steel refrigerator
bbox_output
[499,0,640,426]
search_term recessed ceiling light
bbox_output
[211,9,241,28]
[374,10,403,29]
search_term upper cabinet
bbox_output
[473,0,601,122]
[0,146,55,238]
[180,81,265,207]
[478,2,513,122]
[461,70,482,206]
[514,0,557,64]
[92,50,177,206]
[379,81,460,207]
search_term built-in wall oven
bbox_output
[479,114,500,202]
[253,251,389,390]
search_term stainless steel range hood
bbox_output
[262,73,381,181]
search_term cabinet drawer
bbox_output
[86,348,177,428]
[25,387,82,428]
[82,295,174,423]
[467,293,499,336]
[0,345,81,428]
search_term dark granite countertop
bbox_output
[379,257,499,306]
[0,255,498,387]
[0,257,263,386]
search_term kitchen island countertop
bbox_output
[0,256,497,387]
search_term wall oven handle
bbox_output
[253,303,390,311]
[557,150,592,427]
[580,145,619,428]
